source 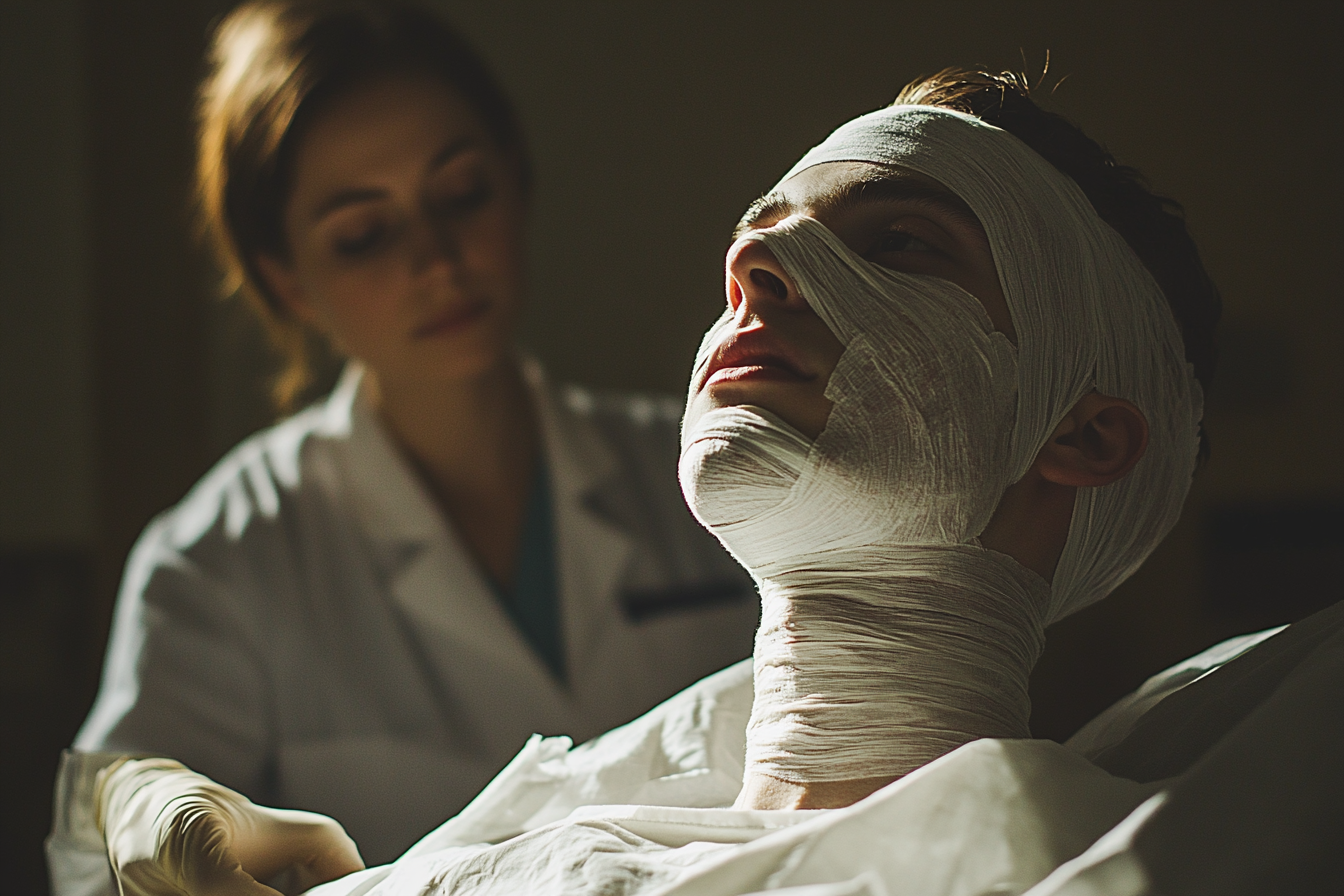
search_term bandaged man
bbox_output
[70,69,1341,896]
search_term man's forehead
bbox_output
[787,163,951,199]
[734,163,981,239]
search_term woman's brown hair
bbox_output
[893,68,1221,460]
[197,0,528,411]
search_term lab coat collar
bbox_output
[329,363,442,551]
[329,358,637,746]
[521,358,637,696]
[332,358,635,556]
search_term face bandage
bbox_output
[679,106,1202,784]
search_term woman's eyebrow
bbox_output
[309,136,482,223]
[311,186,387,223]
[427,135,480,171]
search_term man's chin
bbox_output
[693,382,829,441]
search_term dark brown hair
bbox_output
[197,0,528,410]
[893,68,1220,459]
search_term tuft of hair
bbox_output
[893,68,1220,461]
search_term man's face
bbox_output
[687,161,1012,440]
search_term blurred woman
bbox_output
[51,0,755,884]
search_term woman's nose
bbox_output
[411,214,461,273]
[725,239,806,315]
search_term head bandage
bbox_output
[679,106,1202,784]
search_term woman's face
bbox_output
[259,73,527,391]
[688,161,1011,439]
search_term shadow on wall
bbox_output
[1204,504,1343,631]
[0,552,98,891]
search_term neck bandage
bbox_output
[679,106,1203,784]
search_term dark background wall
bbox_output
[3,1,1340,892]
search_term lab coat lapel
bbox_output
[334,365,576,756]
[526,361,637,707]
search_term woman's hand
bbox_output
[97,757,365,895]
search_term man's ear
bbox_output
[254,254,319,327]
[1035,391,1149,488]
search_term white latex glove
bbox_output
[95,757,365,896]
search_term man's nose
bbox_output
[725,239,807,315]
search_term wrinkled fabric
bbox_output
[302,661,1158,896]
[1036,601,1344,896]
[298,609,1338,896]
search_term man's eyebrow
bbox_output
[309,136,481,222]
[732,193,796,240]
[730,172,983,241]
[817,175,982,230]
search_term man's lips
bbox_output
[702,330,813,389]
[414,298,488,338]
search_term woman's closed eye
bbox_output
[428,179,494,220]
[333,220,391,257]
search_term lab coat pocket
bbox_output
[619,581,754,623]
[277,735,503,866]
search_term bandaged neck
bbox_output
[749,544,1046,782]
[680,106,1202,786]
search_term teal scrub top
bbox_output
[491,461,564,681]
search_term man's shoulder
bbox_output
[1073,600,1344,782]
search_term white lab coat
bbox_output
[50,360,758,890]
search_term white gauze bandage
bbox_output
[679,106,1203,784]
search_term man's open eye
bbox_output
[873,230,936,254]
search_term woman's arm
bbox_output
[75,518,274,788]
[52,480,285,894]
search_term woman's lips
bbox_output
[414,298,488,338]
